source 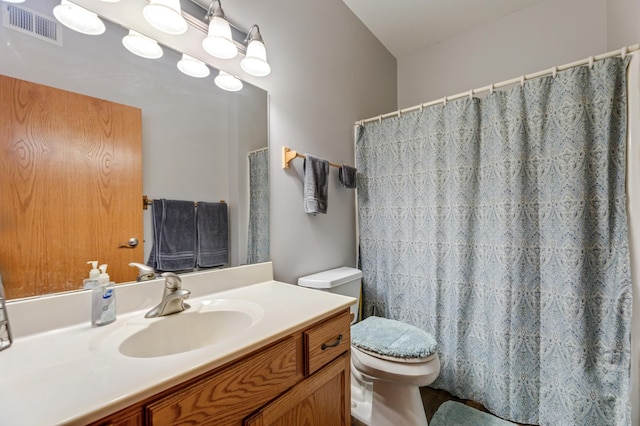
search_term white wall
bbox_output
[396,0,640,108]
[226,0,397,284]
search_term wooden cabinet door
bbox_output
[244,353,351,426]
[146,336,301,426]
[0,75,142,298]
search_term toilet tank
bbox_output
[298,267,363,323]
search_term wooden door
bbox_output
[244,354,351,426]
[0,75,142,299]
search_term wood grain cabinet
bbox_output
[90,309,351,426]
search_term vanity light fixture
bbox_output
[202,0,238,60]
[53,0,105,35]
[122,30,163,59]
[143,0,188,35]
[2,0,26,3]
[177,54,210,78]
[240,25,271,77]
[215,70,242,92]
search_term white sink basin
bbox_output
[117,299,263,358]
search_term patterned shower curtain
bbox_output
[356,57,632,425]
[247,148,270,264]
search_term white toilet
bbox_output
[298,267,440,426]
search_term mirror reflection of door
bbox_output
[0,75,142,299]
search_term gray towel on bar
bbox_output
[197,202,229,268]
[303,154,329,214]
[148,199,197,272]
[339,165,357,189]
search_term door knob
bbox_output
[118,237,139,248]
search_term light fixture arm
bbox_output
[205,0,225,21]
[245,24,263,44]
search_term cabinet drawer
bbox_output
[146,336,300,426]
[304,310,351,376]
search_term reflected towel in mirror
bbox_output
[148,199,197,272]
[196,202,229,268]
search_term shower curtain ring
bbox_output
[589,56,594,68]
[621,47,627,59]
[552,67,557,78]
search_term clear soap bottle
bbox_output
[91,264,116,327]
[83,261,100,289]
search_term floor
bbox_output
[351,386,530,425]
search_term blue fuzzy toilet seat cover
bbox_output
[351,316,437,360]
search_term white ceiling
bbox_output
[342,0,546,58]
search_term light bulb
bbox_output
[241,39,271,77]
[177,54,210,78]
[143,0,187,35]
[122,30,163,59]
[215,71,242,92]
[53,0,105,35]
[202,15,237,59]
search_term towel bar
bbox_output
[142,196,225,210]
[282,146,344,169]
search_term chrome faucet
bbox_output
[145,272,191,318]
[129,262,156,281]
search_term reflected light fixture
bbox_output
[240,25,271,77]
[122,30,163,59]
[202,0,238,59]
[215,70,243,92]
[53,0,105,35]
[177,54,210,78]
[143,0,188,35]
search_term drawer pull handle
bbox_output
[321,334,343,350]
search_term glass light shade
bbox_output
[2,0,26,3]
[215,71,242,92]
[53,0,105,35]
[143,0,187,35]
[177,54,210,78]
[241,40,271,77]
[122,30,163,59]
[202,16,238,59]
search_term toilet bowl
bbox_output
[298,267,440,426]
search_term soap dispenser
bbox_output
[97,264,110,286]
[91,264,116,327]
[83,261,100,289]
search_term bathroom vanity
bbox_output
[0,262,354,425]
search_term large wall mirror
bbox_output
[0,0,269,300]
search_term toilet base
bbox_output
[351,371,428,426]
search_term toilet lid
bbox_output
[351,316,437,361]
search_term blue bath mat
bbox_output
[430,401,516,426]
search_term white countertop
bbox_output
[0,263,355,425]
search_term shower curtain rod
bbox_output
[356,43,640,126]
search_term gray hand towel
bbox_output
[196,202,229,268]
[338,165,357,189]
[147,199,197,272]
[303,154,330,214]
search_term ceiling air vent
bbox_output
[2,3,62,46]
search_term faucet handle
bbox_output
[161,272,182,289]
[129,262,156,281]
